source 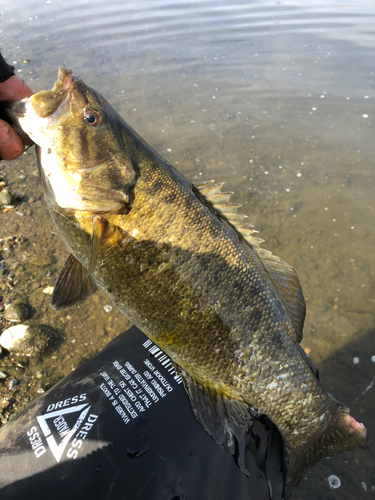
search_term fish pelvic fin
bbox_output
[51,254,98,310]
[284,396,368,497]
[182,374,254,473]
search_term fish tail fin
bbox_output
[284,396,368,497]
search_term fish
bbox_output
[10,67,368,497]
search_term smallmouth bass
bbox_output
[10,68,368,497]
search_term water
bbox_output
[1,0,375,497]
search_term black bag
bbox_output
[0,326,284,500]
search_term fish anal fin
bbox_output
[258,248,306,343]
[182,373,254,473]
[51,254,98,310]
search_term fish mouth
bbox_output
[11,67,75,121]
[57,67,74,92]
[9,67,74,123]
[11,100,27,118]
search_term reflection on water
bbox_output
[0,0,374,497]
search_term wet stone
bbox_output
[29,255,53,267]
[0,400,10,411]
[0,189,12,206]
[0,371,8,380]
[0,324,56,355]
[3,365,24,377]
[3,303,29,323]
[8,379,18,391]
[36,376,61,394]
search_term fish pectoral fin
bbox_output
[88,215,110,276]
[51,254,98,310]
[258,248,306,343]
[182,374,254,474]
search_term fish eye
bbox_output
[84,109,102,127]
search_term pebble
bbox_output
[3,303,29,323]
[0,324,55,355]
[0,400,10,410]
[0,189,12,207]
[8,379,19,390]
[0,371,8,380]
[36,376,61,394]
[29,255,52,267]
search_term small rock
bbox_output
[43,286,54,295]
[0,189,12,206]
[3,303,29,323]
[29,255,53,267]
[0,371,8,380]
[36,376,61,394]
[0,324,55,355]
[8,379,18,390]
[4,364,24,377]
[0,400,10,410]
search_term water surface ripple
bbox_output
[0,1,374,499]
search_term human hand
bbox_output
[0,75,33,161]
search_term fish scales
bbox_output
[63,162,315,412]
[9,67,368,498]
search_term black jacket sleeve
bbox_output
[0,53,15,83]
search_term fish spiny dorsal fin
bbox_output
[193,179,264,247]
[194,179,306,343]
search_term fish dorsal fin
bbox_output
[194,179,306,343]
[257,248,306,343]
[193,179,264,247]
[182,373,254,473]
[51,254,98,310]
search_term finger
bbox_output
[0,75,33,102]
[0,119,25,160]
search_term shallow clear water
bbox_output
[1,0,374,498]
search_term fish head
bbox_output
[11,67,138,213]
